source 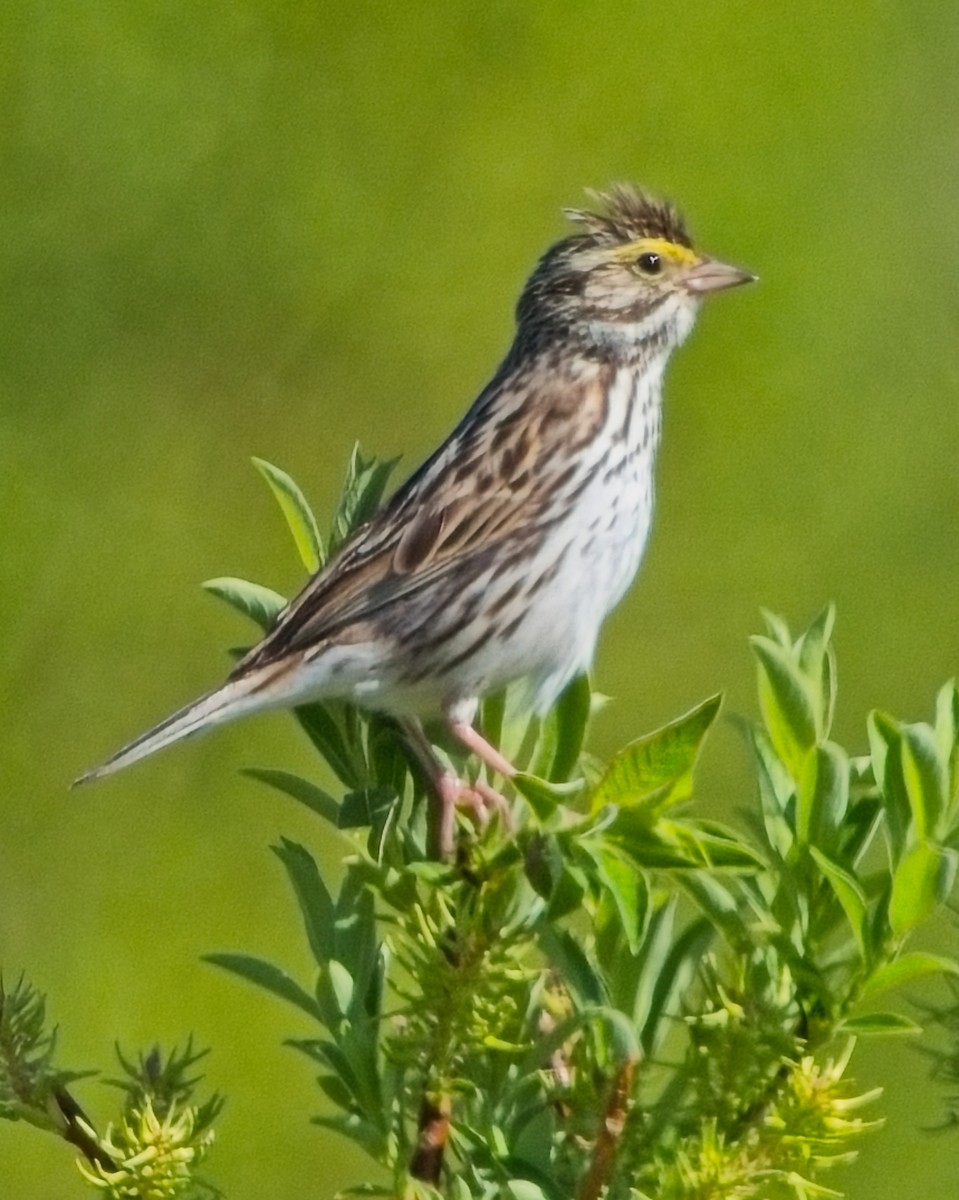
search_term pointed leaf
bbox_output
[797,604,836,736]
[868,711,910,859]
[669,821,766,870]
[628,898,677,1033]
[607,811,705,869]
[591,694,722,813]
[861,952,959,1000]
[760,608,793,648]
[339,786,398,830]
[797,742,849,849]
[901,723,948,840]
[513,772,584,821]
[889,841,958,936]
[547,674,592,782]
[678,872,743,943]
[538,926,605,1007]
[243,767,340,825]
[323,960,354,1017]
[253,457,323,572]
[839,1012,922,1036]
[749,725,797,857]
[641,917,713,1054]
[273,839,334,965]
[329,445,398,553]
[751,636,817,776]
[203,953,319,1020]
[481,690,507,762]
[809,847,868,958]
[202,577,286,630]
[295,702,361,788]
[582,843,648,953]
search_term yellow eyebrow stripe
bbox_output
[611,236,699,266]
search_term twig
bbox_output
[52,1085,117,1172]
[577,1058,638,1200]
[409,1094,451,1186]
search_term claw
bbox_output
[435,773,513,857]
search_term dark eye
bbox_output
[636,252,662,276]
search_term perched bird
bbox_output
[76,184,753,845]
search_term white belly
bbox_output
[298,363,664,719]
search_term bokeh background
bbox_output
[3,2,958,1196]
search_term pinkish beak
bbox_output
[682,256,757,295]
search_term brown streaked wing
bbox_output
[235,365,612,674]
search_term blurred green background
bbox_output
[3,2,958,1195]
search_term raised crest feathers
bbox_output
[564,183,692,249]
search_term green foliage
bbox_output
[252,457,325,574]
[0,976,93,1133]
[0,979,220,1199]
[7,453,959,1197]
[201,461,959,1198]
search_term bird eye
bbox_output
[636,252,662,276]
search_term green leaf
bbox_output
[545,865,587,922]
[797,604,836,736]
[273,838,334,965]
[505,1182,550,1200]
[252,456,323,572]
[934,681,959,801]
[582,843,648,954]
[797,742,849,849]
[606,811,701,869]
[627,897,677,1032]
[339,786,398,830]
[901,723,948,840]
[243,767,340,825]
[889,841,958,936]
[668,821,766,870]
[202,576,286,630]
[605,809,753,870]
[861,952,959,1000]
[588,1006,642,1063]
[749,725,797,857]
[481,689,507,761]
[839,1012,922,1036]
[203,953,319,1020]
[295,702,361,788]
[547,674,592,782]
[290,1037,378,1116]
[591,693,722,814]
[329,444,398,553]
[760,608,793,648]
[513,772,583,821]
[524,833,563,900]
[323,960,354,1016]
[641,916,713,1054]
[538,926,605,1008]
[867,711,910,859]
[751,636,817,776]
[677,873,744,945]
[809,847,868,958]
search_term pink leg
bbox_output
[401,718,515,855]
[448,720,518,779]
[434,771,459,859]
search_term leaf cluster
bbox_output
[0,978,221,1200]
[6,448,959,1200]
[200,455,959,1199]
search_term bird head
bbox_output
[516,183,754,359]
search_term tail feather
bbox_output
[73,669,278,787]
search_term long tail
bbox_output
[72,666,284,787]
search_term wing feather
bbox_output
[236,363,612,674]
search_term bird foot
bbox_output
[435,772,513,858]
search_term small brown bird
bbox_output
[77,185,753,842]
